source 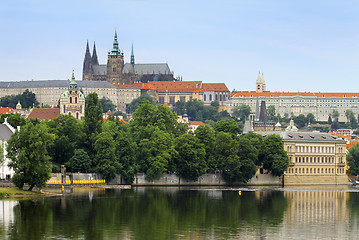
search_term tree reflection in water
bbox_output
[3,187,289,240]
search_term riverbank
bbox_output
[0,187,46,198]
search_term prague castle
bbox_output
[227,72,359,122]
[82,31,176,84]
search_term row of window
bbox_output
[294,156,344,164]
[287,167,345,174]
[291,146,341,153]
[203,93,229,102]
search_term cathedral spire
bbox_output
[131,42,135,65]
[109,29,122,56]
[92,42,99,65]
[83,40,92,78]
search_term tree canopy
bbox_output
[347,144,359,176]
[7,122,55,190]
[127,95,154,113]
[0,89,39,109]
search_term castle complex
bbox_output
[227,73,359,122]
[82,31,176,84]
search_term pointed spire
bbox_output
[70,70,78,89]
[92,42,99,65]
[131,42,135,65]
[83,40,92,74]
[109,29,122,56]
[85,40,91,58]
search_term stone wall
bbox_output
[284,174,349,185]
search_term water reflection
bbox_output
[1,186,359,239]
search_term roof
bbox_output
[114,83,143,89]
[190,121,205,126]
[0,124,14,141]
[231,91,359,98]
[0,107,15,114]
[27,108,60,120]
[122,63,172,75]
[201,83,229,92]
[255,131,346,143]
[92,65,107,75]
[149,81,202,93]
[0,80,116,89]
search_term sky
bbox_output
[0,0,358,92]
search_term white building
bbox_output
[0,119,16,180]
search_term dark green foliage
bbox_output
[0,89,39,109]
[7,122,55,190]
[130,101,187,141]
[174,134,207,181]
[94,132,118,183]
[71,149,91,173]
[0,113,26,128]
[173,99,232,122]
[84,93,103,160]
[127,95,153,113]
[138,128,175,181]
[232,104,251,121]
[194,125,216,170]
[47,115,84,168]
[267,105,276,121]
[115,131,138,184]
[214,118,241,135]
[293,114,307,128]
[101,97,116,113]
[347,144,359,176]
[261,134,289,176]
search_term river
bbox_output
[0,185,358,239]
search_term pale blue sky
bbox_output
[0,0,358,92]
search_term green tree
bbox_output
[174,134,207,181]
[214,118,241,135]
[101,97,116,113]
[20,89,39,108]
[71,149,91,173]
[267,105,276,121]
[94,132,118,183]
[83,93,103,160]
[195,125,216,171]
[348,144,359,176]
[345,109,358,128]
[7,122,55,190]
[242,131,263,165]
[232,105,251,121]
[127,95,153,113]
[0,113,26,128]
[306,113,316,124]
[210,100,220,109]
[293,114,307,128]
[138,128,175,181]
[261,134,289,176]
[332,110,339,122]
[115,131,138,184]
[47,115,84,169]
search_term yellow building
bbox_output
[258,131,348,185]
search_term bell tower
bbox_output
[106,30,124,84]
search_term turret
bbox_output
[92,42,99,65]
[131,43,135,65]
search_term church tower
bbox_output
[106,30,124,84]
[82,41,93,80]
[256,71,266,92]
[60,71,85,120]
[92,42,99,66]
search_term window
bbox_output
[209,94,212,101]
[70,97,72,103]
[159,97,164,104]
[75,97,77,103]
[169,97,175,104]
[180,96,186,103]
[204,94,206,101]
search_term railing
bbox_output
[46,180,106,184]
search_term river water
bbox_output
[0,185,359,239]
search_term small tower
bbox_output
[82,40,93,80]
[106,30,124,84]
[16,101,22,110]
[256,71,266,93]
[60,71,86,120]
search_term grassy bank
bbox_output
[0,187,41,198]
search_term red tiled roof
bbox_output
[27,108,60,120]
[201,83,229,92]
[114,83,142,89]
[150,81,202,91]
[0,107,15,114]
[190,121,205,126]
[231,91,359,98]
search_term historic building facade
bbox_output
[59,72,85,120]
[83,31,176,84]
[257,131,348,185]
[226,74,359,122]
[0,79,118,109]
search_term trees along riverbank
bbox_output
[6,93,290,190]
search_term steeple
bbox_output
[254,94,260,122]
[131,43,135,65]
[256,71,266,93]
[109,30,122,56]
[259,100,268,123]
[92,42,99,65]
[83,40,92,74]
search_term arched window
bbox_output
[63,105,66,113]
[204,95,206,101]
[75,97,77,103]
[70,97,72,103]
[209,94,212,101]
[76,112,79,120]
